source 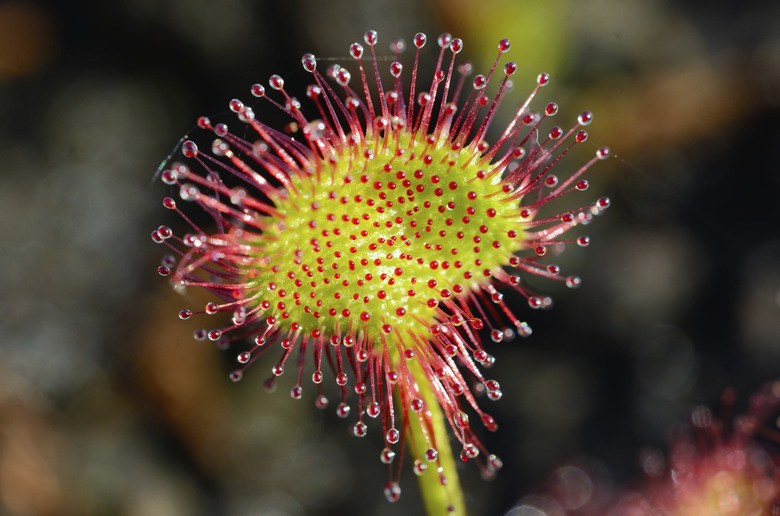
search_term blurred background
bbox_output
[1,0,778,515]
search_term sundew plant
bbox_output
[152,30,610,515]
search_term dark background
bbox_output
[1,0,779,515]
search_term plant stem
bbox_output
[407,360,467,516]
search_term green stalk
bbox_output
[406,360,466,516]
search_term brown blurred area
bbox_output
[0,1,56,79]
[0,0,778,515]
